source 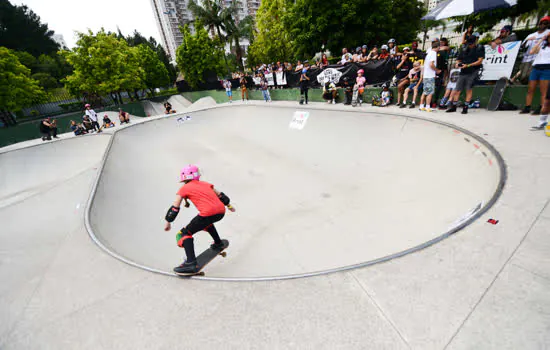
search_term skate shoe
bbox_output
[173,259,198,274]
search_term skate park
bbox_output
[2,97,549,349]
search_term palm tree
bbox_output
[188,0,232,75]
[225,14,254,71]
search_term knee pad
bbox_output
[176,230,193,247]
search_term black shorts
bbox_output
[185,213,225,234]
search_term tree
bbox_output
[0,0,59,56]
[31,72,58,90]
[247,0,294,65]
[135,44,170,95]
[188,0,233,74]
[13,51,36,70]
[225,15,254,71]
[0,47,46,126]
[62,30,144,105]
[176,24,224,88]
[286,0,424,59]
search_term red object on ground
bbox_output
[487,219,499,225]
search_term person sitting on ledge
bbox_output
[103,114,115,128]
[70,120,88,136]
[323,81,338,104]
[118,108,131,124]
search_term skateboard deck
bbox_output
[351,85,359,107]
[175,239,229,277]
[487,77,507,111]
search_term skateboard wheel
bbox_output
[198,272,205,276]
[220,252,227,257]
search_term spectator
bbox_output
[285,61,293,71]
[353,47,363,62]
[355,69,366,105]
[260,77,271,102]
[84,103,101,132]
[102,114,115,129]
[493,25,518,46]
[462,25,475,48]
[409,41,424,62]
[118,108,131,124]
[164,101,176,114]
[401,61,423,108]
[342,77,353,105]
[82,115,94,133]
[366,46,379,61]
[299,69,310,104]
[438,68,460,109]
[323,81,338,104]
[518,16,550,113]
[39,117,58,141]
[396,47,413,107]
[372,83,392,106]
[70,120,87,136]
[340,48,352,65]
[419,41,441,112]
[360,45,369,62]
[446,36,485,114]
[512,17,549,85]
[223,79,233,103]
[432,37,450,107]
[378,45,390,60]
[388,39,399,57]
[295,60,304,72]
[528,32,550,129]
[240,73,249,102]
[319,54,329,69]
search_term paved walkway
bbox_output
[1,99,549,349]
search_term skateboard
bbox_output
[175,239,229,277]
[487,77,507,111]
[351,85,359,107]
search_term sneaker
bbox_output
[210,241,225,250]
[409,103,416,109]
[399,103,407,108]
[446,105,457,113]
[519,106,531,114]
[530,124,546,130]
[332,100,336,104]
[461,107,468,114]
[173,259,198,274]
[531,106,541,115]
[419,107,426,111]
[426,108,433,112]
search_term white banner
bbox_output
[316,68,342,84]
[253,77,262,85]
[480,41,521,80]
[275,71,287,85]
[265,73,275,86]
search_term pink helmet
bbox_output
[180,164,200,182]
[85,104,91,108]
[357,69,364,74]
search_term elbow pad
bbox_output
[218,192,230,205]
[165,205,180,222]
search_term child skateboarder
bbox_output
[164,165,236,274]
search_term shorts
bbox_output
[423,78,435,95]
[455,71,479,91]
[226,90,232,97]
[408,82,423,90]
[529,67,550,81]
[446,82,457,90]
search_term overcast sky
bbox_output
[12,0,161,49]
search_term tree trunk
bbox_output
[216,26,231,76]
[0,110,14,127]
[127,91,135,102]
[117,92,123,105]
[235,36,244,71]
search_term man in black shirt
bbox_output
[39,117,58,141]
[446,36,485,114]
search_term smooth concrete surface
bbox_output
[89,105,503,278]
[1,99,549,349]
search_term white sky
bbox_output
[12,0,161,49]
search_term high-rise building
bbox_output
[424,0,444,11]
[151,0,261,62]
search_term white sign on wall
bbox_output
[265,73,275,86]
[480,41,521,80]
[275,71,287,85]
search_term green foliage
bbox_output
[0,0,59,56]
[13,51,36,69]
[135,44,170,93]
[285,0,423,59]
[31,72,58,90]
[58,101,83,112]
[248,0,294,65]
[0,47,47,113]
[225,15,254,70]
[62,30,144,101]
[176,24,224,88]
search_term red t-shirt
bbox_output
[177,180,225,217]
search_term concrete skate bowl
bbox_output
[87,105,506,281]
